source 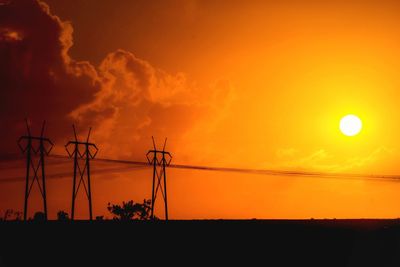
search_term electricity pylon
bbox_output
[65,125,98,220]
[146,137,172,220]
[18,119,53,221]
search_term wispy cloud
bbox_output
[269,146,395,173]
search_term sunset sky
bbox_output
[1,0,400,219]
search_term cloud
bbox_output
[0,0,101,152]
[269,146,395,173]
[72,49,236,160]
[342,146,396,171]
[0,0,234,160]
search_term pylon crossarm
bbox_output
[65,143,75,157]
[44,139,54,155]
[88,144,98,159]
[93,144,98,157]
[17,137,27,153]
[69,141,96,146]
[163,155,172,166]
[146,151,154,164]
[65,142,72,148]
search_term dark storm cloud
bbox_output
[0,0,234,159]
[0,0,101,152]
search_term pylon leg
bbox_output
[163,160,168,221]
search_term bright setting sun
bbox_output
[340,115,362,136]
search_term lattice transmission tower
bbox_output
[146,137,172,220]
[18,119,53,221]
[65,125,98,220]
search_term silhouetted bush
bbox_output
[32,211,46,221]
[107,199,152,221]
[57,210,69,221]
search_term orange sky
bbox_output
[1,0,400,219]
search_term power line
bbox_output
[2,153,399,183]
[0,165,148,183]
[50,154,400,182]
[0,157,70,170]
[168,164,400,182]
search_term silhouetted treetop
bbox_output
[107,199,152,221]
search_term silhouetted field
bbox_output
[1,219,400,266]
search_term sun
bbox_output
[340,115,362,136]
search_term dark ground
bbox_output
[1,219,400,266]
